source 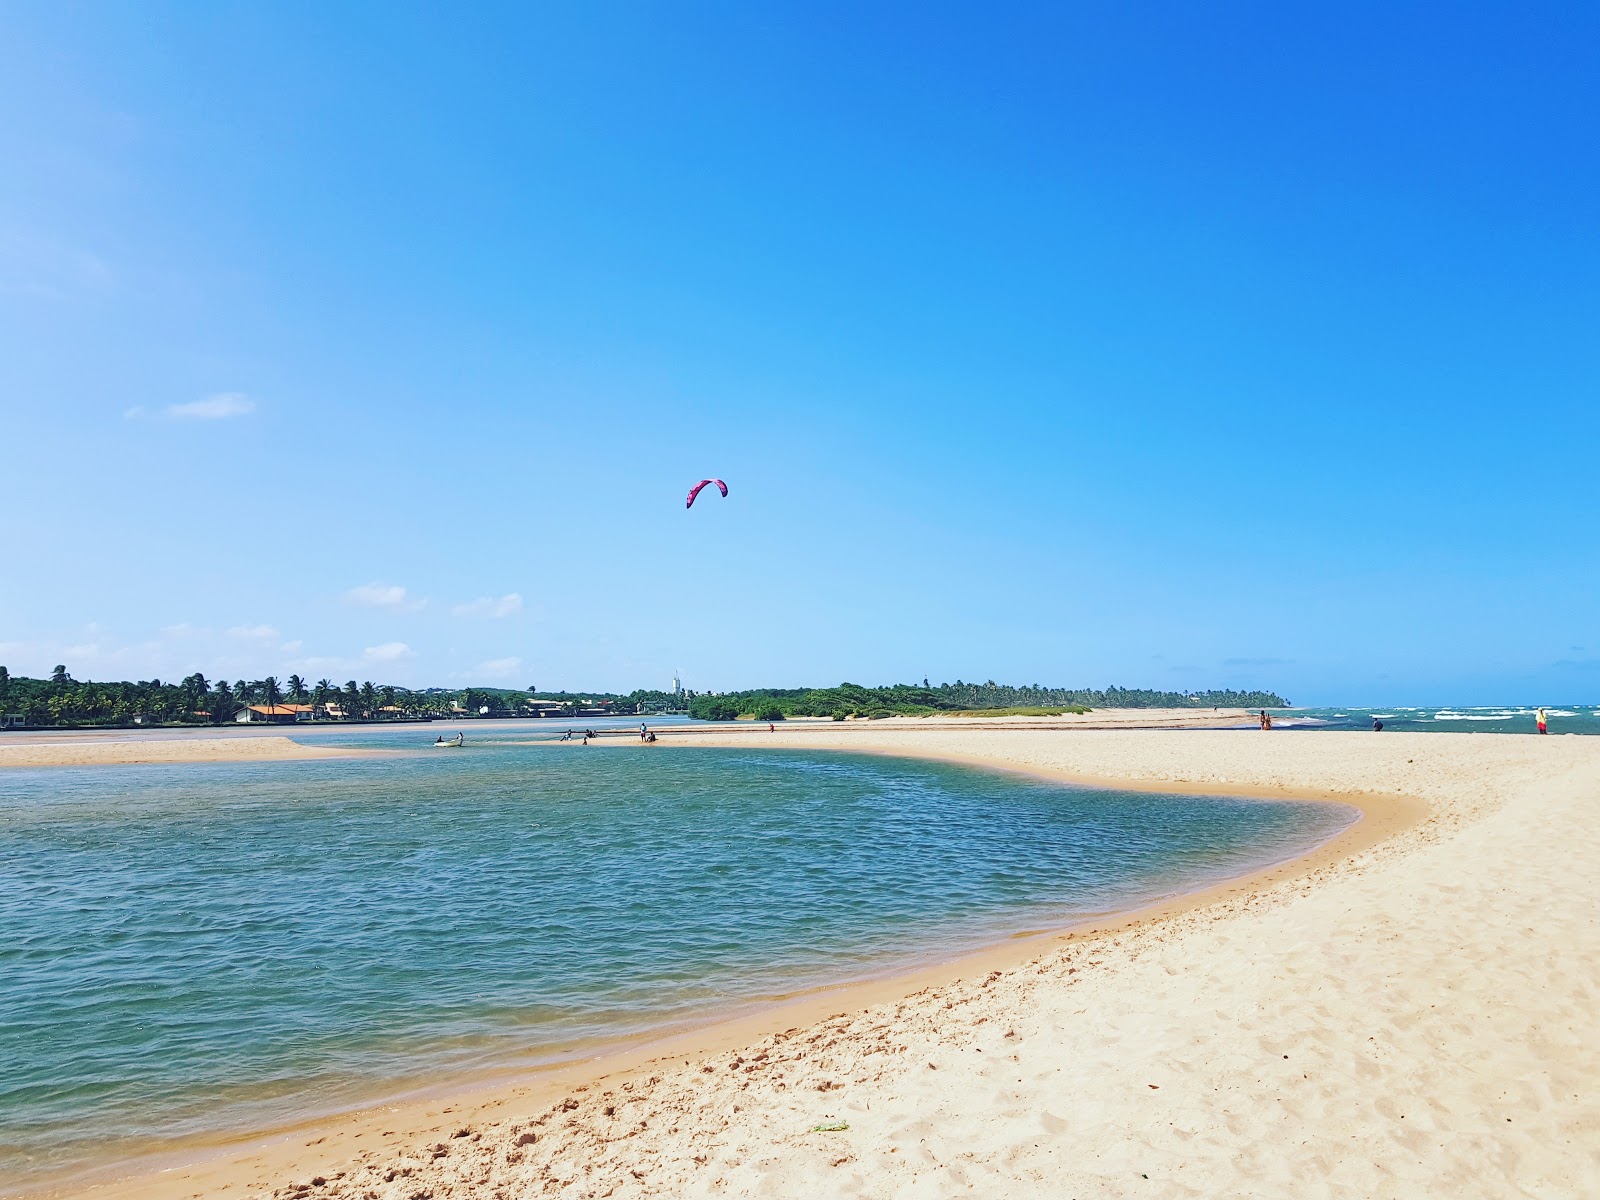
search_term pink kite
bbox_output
[686,478,729,509]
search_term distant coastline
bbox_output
[0,665,1286,732]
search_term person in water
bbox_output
[1373,718,1384,732]
[1537,707,1549,735]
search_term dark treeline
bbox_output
[0,667,1286,728]
[688,680,1291,721]
[0,666,693,728]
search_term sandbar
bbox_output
[0,735,372,769]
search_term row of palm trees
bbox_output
[7,667,490,727]
[229,675,407,720]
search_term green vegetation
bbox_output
[688,681,1289,722]
[0,665,1288,729]
[0,668,689,728]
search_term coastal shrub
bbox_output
[754,703,785,721]
[689,697,741,721]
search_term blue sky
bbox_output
[0,2,1594,704]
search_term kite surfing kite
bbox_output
[686,478,728,509]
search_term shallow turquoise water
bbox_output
[0,742,1352,1184]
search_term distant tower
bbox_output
[671,671,682,697]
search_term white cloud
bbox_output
[0,624,392,685]
[226,624,279,639]
[123,405,147,420]
[452,592,524,619]
[166,392,255,420]
[474,656,523,680]
[342,583,424,610]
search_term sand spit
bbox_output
[54,728,1600,1199]
[0,735,367,769]
[653,706,1263,735]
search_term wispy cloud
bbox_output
[166,393,255,420]
[452,593,524,619]
[1551,655,1600,671]
[0,227,117,300]
[123,405,146,420]
[226,624,279,639]
[2,623,422,685]
[474,655,523,680]
[284,654,352,674]
[343,583,425,610]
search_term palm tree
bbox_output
[359,681,377,721]
[179,673,209,723]
[343,680,360,720]
[261,676,283,712]
[211,680,238,724]
[286,675,307,703]
[312,679,330,717]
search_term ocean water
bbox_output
[1270,705,1600,734]
[0,739,1353,1187]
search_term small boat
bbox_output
[432,733,464,748]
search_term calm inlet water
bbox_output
[0,743,1353,1186]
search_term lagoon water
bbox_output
[0,737,1353,1186]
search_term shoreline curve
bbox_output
[21,728,1461,1200]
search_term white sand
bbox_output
[56,728,1600,1199]
[0,735,364,769]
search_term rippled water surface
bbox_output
[0,738,1353,1185]
[1274,704,1600,734]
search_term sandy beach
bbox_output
[0,735,370,770]
[34,725,1600,1199]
